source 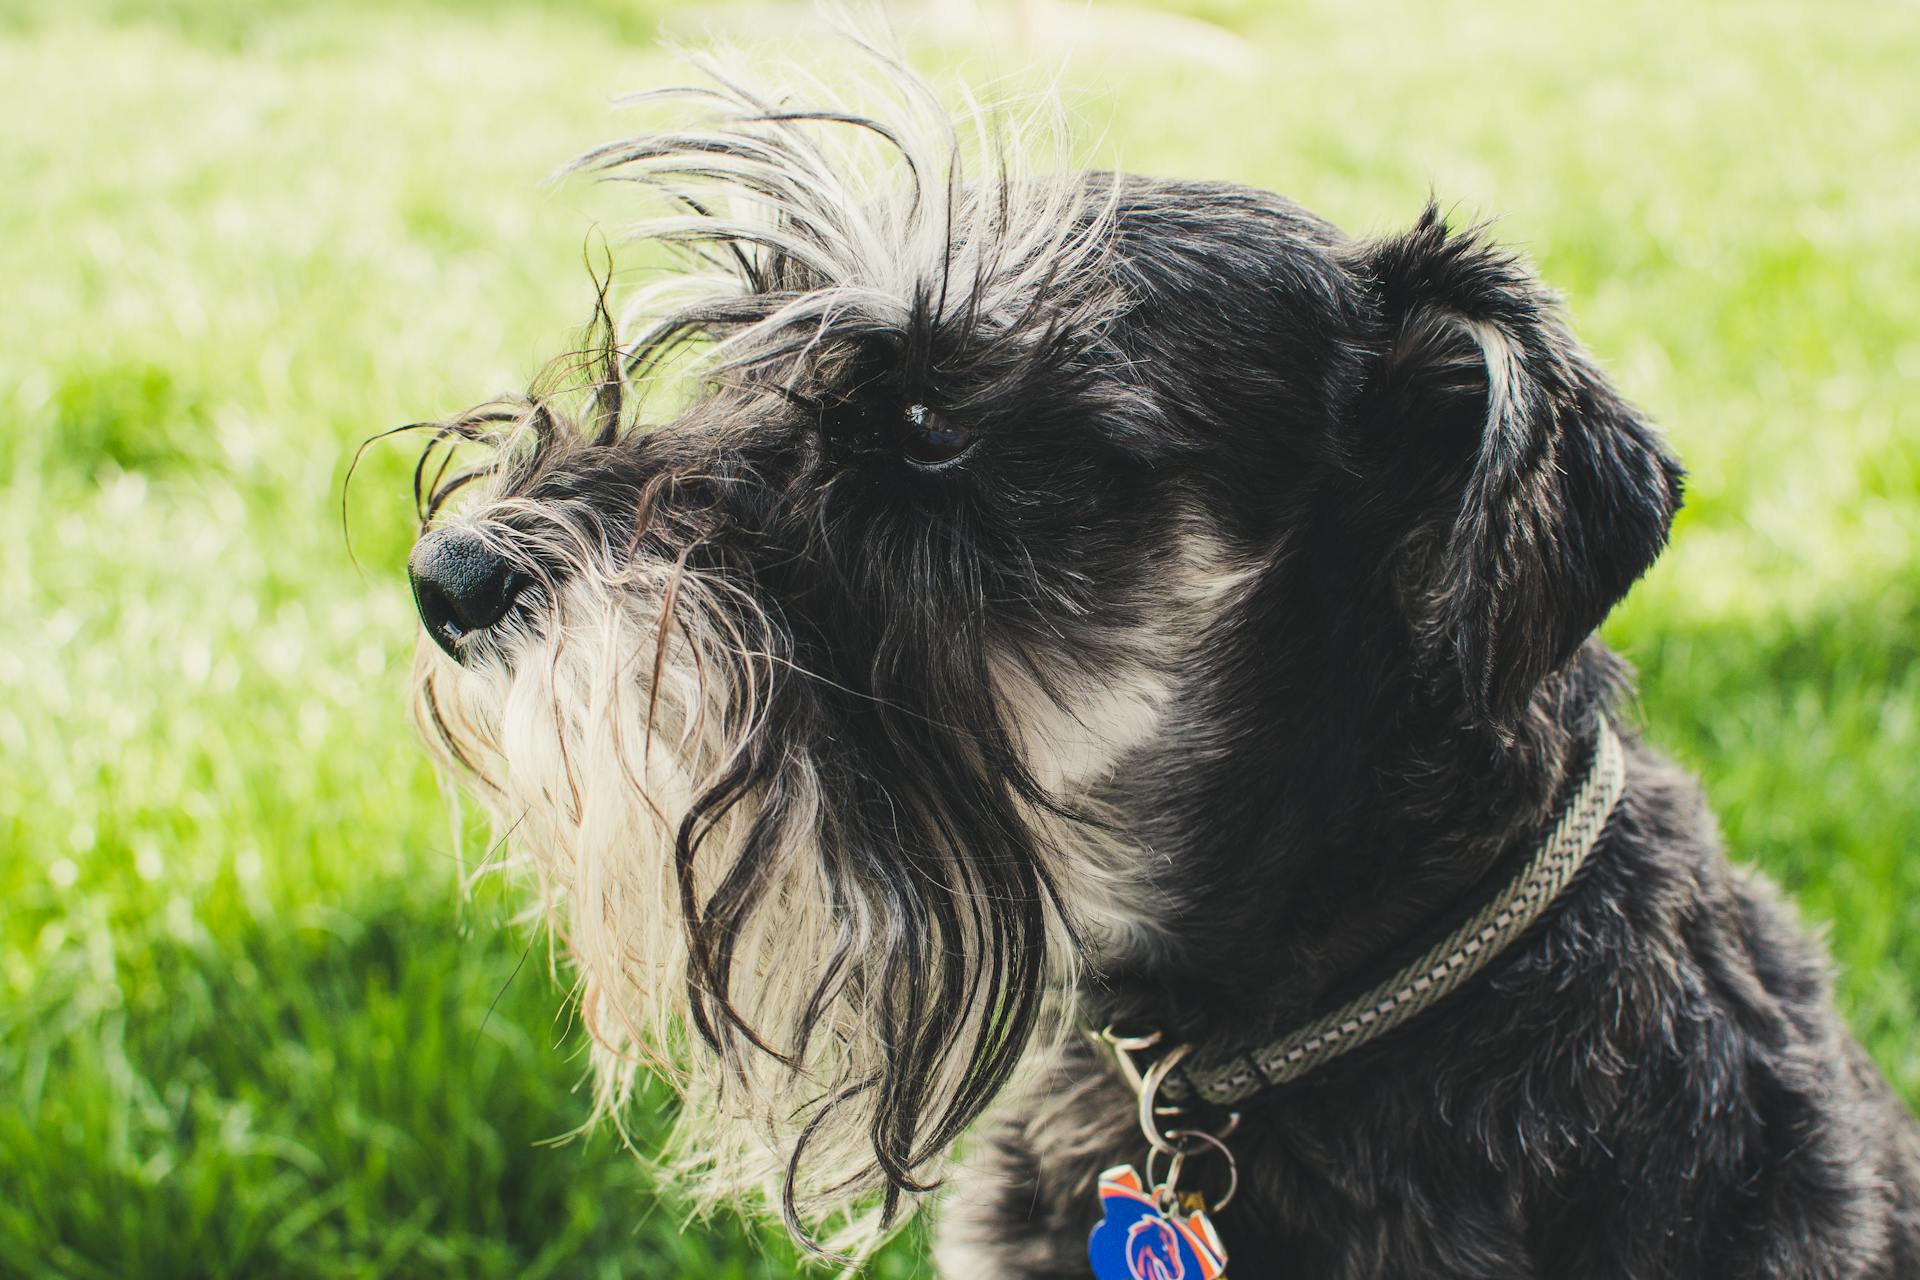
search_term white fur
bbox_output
[579,35,1122,392]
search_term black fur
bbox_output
[940,185,1920,1277]
[406,133,1920,1273]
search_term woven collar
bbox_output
[1158,717,1628,1108]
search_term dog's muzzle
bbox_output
[408,528,527,660]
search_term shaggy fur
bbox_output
[400,42,1920,1276]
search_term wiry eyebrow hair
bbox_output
[569,37,1130,413]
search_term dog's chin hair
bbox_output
[415,553,861,1234]
[412,548,1117,1254]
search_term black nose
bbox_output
[408,529,527,659]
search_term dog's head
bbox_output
[402,46,1680,1249]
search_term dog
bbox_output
[399,42,1920,1278]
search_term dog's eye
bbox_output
[899,403,976,468]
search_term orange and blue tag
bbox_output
[1087,1165,1228,1280]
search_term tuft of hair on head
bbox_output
[566,22,1124,425]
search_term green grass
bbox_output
[2,0,1916,1274]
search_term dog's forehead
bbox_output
[701,182,1355,421]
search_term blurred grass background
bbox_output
[2,0,1916,1275]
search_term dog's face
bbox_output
[403,54,1680,1247]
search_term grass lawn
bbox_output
[2,0,1916,1275]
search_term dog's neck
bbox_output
[1084,614,1622,1064]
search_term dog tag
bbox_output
[1087,1164,1228,1280]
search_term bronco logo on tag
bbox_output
[1087,1165,1228,1280]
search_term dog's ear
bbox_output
[1356,204,1683,730]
